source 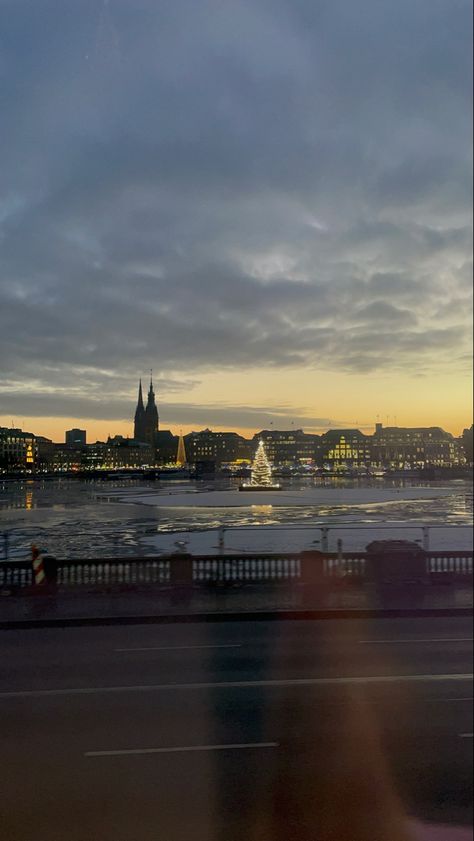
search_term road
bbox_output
[0,616,472,840]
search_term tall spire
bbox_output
[134,378,146,442]
[137,378,144,409]
[145,369,159,443]
[147,371,156,406]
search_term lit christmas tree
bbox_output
[251,440,273,486]
[176,434,187,466]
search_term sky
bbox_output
[0,0,472,442]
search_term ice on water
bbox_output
[0,477,472,559]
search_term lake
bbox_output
[1,476,472,559]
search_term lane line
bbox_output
[438,698,473,703]
[85,741,279,758]
[114,644,243,652]
[0,673,472,699]
[459,733,473,739]
[359,639,473,645]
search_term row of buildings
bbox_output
[1,423,472,475]
[159,423,472,469]
[0,378,472,474]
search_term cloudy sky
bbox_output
[0,0,472,441]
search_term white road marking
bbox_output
[0,673,471,699]
[114,644,243,652]
[85,741,279,758]
[439,698,473,703]
[459,733,473,739]
[359,639,473,645]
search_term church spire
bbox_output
[145,369,159,443]
[147,370,156,407]
[137,378,144,409]
[148,370,154,399]
[134,378,146,441]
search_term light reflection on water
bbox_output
[0,477,472,559]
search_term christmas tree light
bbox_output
[239,439,281,491]
[176,434,187,466]
[251,440,273,486]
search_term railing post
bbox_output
[300,550,328,607]
[337,539,343,562]
[170,553,193,606]
[321,526,329,553]
[422,526,430,551]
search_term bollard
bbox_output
[321,526,329,553]
[31,545,46,586]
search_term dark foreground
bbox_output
[1,616,472,840]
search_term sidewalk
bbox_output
[1,583,472,625]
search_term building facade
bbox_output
[461,425,473,464]
[184,430,251,466]
[65,428,86,445]
[0,427,37,473]
[88,438,154,470]
[34,437,154,472]
[371,424,464,468]
[318,430,372,468]
[155,430,179,464]
[50,444,84,472]
[253,429,320,465]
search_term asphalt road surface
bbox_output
[1,616,472,841]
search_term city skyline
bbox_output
[0,1,472,444]
[1,371,471,444]
[1,389,471,443]
[2,413,470,475]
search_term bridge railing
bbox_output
[427,551,473,579]
[323,554,367,577]
[0,549,472,592]
[0,561,33,589]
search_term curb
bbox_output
[1,606,472,630]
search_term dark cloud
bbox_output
[0,0,472,420]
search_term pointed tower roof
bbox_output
[137,378,144,409]
[148,369,154,397]
[146,370,158,411]
[134,378,146,431]
[144,369,159,438]
[134,377,148,442]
